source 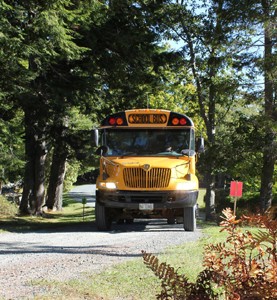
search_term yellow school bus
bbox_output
[94,109,204,231]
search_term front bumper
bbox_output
[96,190,198,209]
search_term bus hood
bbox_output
[111,156,189,169]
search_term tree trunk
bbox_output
[260,1,277,211]
[204,170,216,220]
[260,148,275,211]
[204,68,217,220]
[45,143,67,211]
[203,123,216,220]
[20,110,36,214]
[19,109,47,215]
[34,139,47,215]
[185,29,217,220]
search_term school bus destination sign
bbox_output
[128,113,167,124]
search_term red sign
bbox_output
[230,181,243,197]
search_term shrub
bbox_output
[0,195,18,218]
[142,208,277,299]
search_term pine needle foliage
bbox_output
[142,208,277,299]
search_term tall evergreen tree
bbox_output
[219,0,277,211]
[259,0,276,211]
[157,0,254,219]
[43,0,173,210]
[0,1,27,188]
[1,0,89,214]
[1,0,176,212]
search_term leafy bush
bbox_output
[215,190,259,215]
[63,159,81,192]
[0,195,18,217]
[142,208,277,299]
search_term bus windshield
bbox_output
[102,128,195,157]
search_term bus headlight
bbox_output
[176,181,197,190]
[98,182,117,189]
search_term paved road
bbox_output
[67,184,96,207]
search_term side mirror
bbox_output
[181,149,196,156]
[196,137,205,153]
[96,145,108,156]
[92,129,99,147]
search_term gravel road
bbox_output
[0,185,203,299]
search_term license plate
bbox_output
[139,203,154,210]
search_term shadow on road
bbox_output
[37,218,190,233]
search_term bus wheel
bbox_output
[167,218,175,224]
[183,206,196,232]
[125,218,134,224]
[95,202,112,231]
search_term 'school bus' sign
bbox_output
[128,113,167,124]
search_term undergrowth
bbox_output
[142,208,277,300]
[0,195,18,217]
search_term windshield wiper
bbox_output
[120,152,137,157]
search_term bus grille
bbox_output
[123,168,171,188]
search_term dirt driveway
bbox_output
[0,185,203,299]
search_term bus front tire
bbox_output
[95,202,112,231]
[183,205,196,232]
[167,218,175,224]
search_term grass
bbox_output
[0,194,94,233]
[198,188,206,209]
[60,261,162,299]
